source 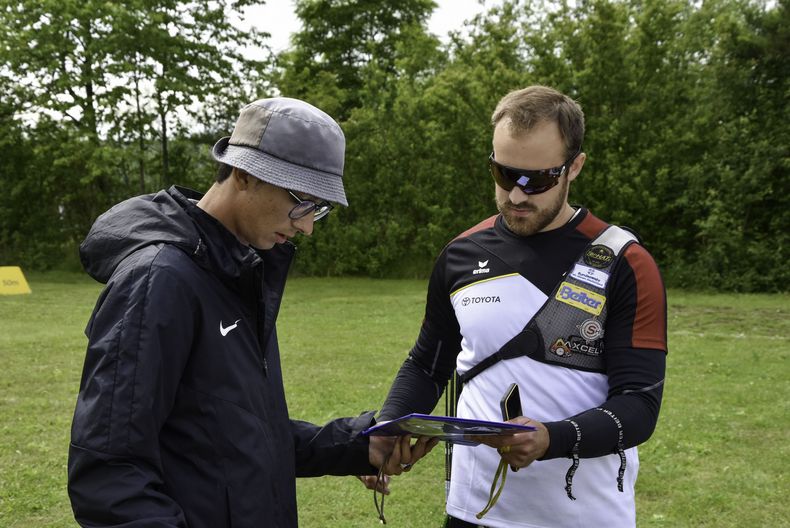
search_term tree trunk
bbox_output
[134,67,146,194]
[160,108,169,189]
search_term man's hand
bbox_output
[469,417,549,470]
[357,474,389,494]
[358,434,439,494]
[370,434,438,474]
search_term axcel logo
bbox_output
[550,336,604,358]
[555,282,606,315]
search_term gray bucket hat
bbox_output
[212,97,348,206]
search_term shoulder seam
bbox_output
[450,214,498,244]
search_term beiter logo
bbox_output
[461,295,500,306]
[555,282,606,315]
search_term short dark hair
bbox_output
[491,85,585,158]
[216,162,234,183]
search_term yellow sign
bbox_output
[0,266,32,295]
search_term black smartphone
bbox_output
[500,383,522,421]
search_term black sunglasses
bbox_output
[489,149,580,195]
[287,191,333,221]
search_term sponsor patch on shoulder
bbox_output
[569,264,610,289]
[583,245,615,269]
[555,282,606,315]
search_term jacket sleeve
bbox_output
[291,412,378,477]
[68,250,195,527]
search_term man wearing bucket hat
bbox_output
[67,97,435,528]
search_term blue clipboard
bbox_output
[361,413,536,446]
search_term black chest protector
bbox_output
[458,225,637,384]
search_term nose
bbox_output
[293,214,315,236]
[508,186,530,205]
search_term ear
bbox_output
[566,152,586,183]
[231,167,252,191]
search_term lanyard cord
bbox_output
[475,458,509,520]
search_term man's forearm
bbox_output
[379,358,445,421]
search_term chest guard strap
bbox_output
[458,225,637,385]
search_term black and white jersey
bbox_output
[381,209,667,528]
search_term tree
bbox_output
[105,0,271,189]
[277,0,437,120]
[682,0,790,290]
[0,0,272,266]
[292,1,528,275]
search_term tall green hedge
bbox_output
[1,0,787,292]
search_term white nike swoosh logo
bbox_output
[220,319,242,337]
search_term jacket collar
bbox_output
[169,186,295,287]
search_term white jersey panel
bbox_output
[451,273,546,375]
[447,273,638,527]
[446,359,638,527]
[446,444,638,528]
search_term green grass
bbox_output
[0,274,788,527]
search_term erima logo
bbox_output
[220,319,241,337]
[461,296,501,306]
[555,282,606,315]
[473,259,490,275]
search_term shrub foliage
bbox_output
[1,0,787,291]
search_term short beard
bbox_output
[496,176,569,236]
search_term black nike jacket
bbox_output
[68,186,376,527]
